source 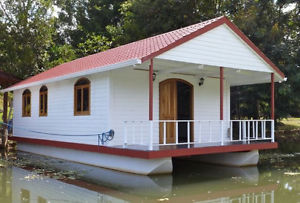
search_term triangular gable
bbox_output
[156,24,278,76]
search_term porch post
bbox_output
[148,59,154,150]
[149,58,153,121]
[220,67,224,120]
[271,73,275,120]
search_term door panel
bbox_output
[159,80,177,144]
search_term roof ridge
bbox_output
[61,16,226,65]
[5,15,284,91]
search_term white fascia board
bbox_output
[1,58,142,92]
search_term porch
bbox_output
[122,119,275,151]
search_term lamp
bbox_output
[152,72,157,81]
[198,77,205,86]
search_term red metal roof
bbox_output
[10,16,284,89]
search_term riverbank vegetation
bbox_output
[275,118,300,153]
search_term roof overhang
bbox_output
[1,59,141,92]
[3,16,285,92]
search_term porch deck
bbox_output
[10,136,277,159]
[10,119,277,159]
[110,140,277,159]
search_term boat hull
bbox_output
[17,143,173,175]
[190,150,259,167]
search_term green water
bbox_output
[0,151,299,203]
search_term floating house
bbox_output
[3,16,285,175]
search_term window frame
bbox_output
[74,78,91,116]
[39,86,48,117]
[22,89,31,117]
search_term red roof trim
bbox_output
[141,17,227,62]
[144,16,284,79]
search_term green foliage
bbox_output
[229,1,300,119]
[0,0,299,119]
[46,44,77,68]
[77,33,111,56]
[0,0,56,79]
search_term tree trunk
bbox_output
[2,92,8,148]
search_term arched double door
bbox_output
[159,79,194,144]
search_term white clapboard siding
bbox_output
[108,69,150,145]
[13,72,110,146]
[13,67,230,146]
[109,68,230,145]
[157,24,272,73]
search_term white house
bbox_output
[3,16,285,175]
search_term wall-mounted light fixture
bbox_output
[198,77,205,86]
[152,72,157,81]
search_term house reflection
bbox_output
[0,166,12,203]
[5,164,278,203]
[2,153,295,203]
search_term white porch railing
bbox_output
[123,120,275,150]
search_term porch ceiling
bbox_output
[133,58,282,86]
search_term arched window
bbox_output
[22,89,31,117]
[39,86,48,116]
[74,78,90,115]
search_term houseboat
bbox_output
[2,16,285,175]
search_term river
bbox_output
[0,150,299,203]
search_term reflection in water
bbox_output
[0,165,12,203]
[0,152,299,202]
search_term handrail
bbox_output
[123,119,275,148]
[124,119,275,123]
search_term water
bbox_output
[0,151,299,203]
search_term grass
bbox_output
[278,118,300,131]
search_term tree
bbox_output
[55,0,124,56]
[0,0,56,79]
[230,1,300,119]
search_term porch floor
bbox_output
[110,140,278,159]
[10,136,278,159]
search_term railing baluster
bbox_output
[247,121,250,142]
[256,121,258,140]
[140,122,143,145]
[271,120,275,142]
[260,121,264,139]
[209,121,212,142]
[239,121,241,141]
[163,121,166,145]
[149,121,153,150]
[221,120,224,145]
[199,121,202,144]
[187,121,190,144]
[123,122,128,148]
[176,121,178,144]
[243,121,246,141]
[132,124,135,144]
[252,121,255,139]
[263,121,266,139]
[230,121,233,141]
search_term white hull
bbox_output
[190,150,259,167]
[17,143,173,175]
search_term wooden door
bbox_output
[159,80,177,143]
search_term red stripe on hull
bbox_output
[10,136,278,159]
